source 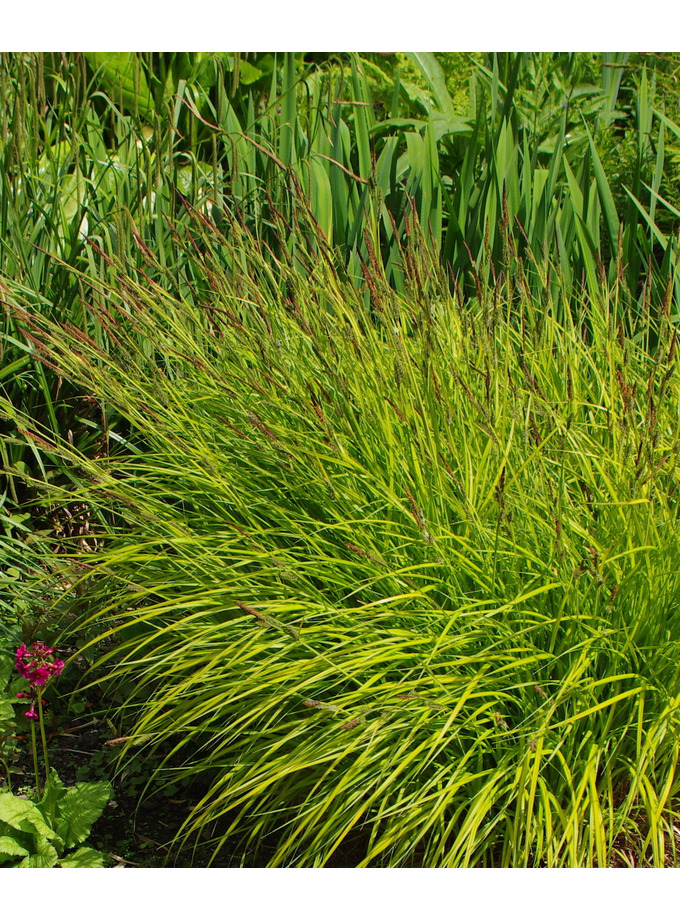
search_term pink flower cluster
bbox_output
[15,642,65,720]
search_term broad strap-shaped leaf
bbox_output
[278,53,298,170]
[650,117,665,225]
[406,53,456,123]
[624,186,668,249]
[350,57,374,182]
[585,123,619,253]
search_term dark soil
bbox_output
[4,716,218,867]
[5,714,374,867]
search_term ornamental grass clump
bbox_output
[3,206,680,867]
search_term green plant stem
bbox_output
[37,693,51,786]
[29,718,41,798]
[36,692,56,827]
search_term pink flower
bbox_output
[31,666,52,686]
[14,641,64,700]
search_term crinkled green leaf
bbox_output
[0,654,13,687]
[0,699,15,722]
[0,835,29,861]
[237,60,264,86]
[40,769,69,827]
[17,835,59,868]
[55,781,113,849]
[0,792,61,844]
[59,846,107,868]
[60,168,87,226]
[85,53,154,120]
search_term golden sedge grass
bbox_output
[3,208,680,866]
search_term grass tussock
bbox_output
[3,208,680,868]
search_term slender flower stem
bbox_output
[30,719,41,798]
[14,641,64,820]
[36,692,56,827]
[37,692,51,785]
